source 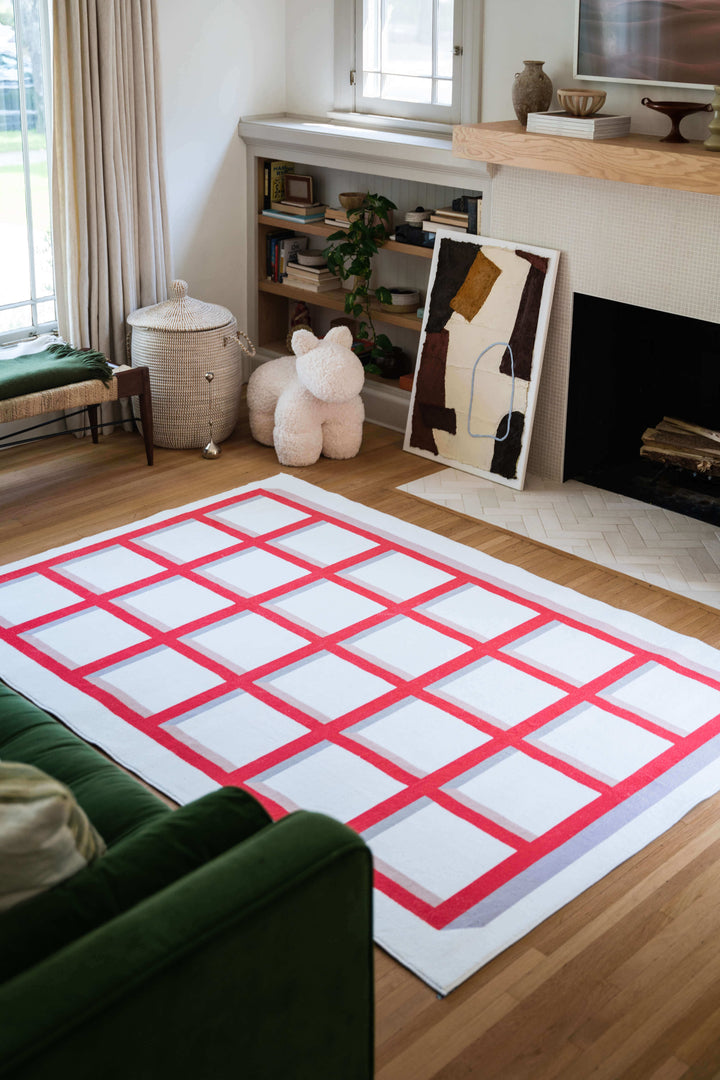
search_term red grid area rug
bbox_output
[2,475,720,994]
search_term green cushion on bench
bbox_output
[0,343,113,399]
[0,785,272,982]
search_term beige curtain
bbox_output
[52,0,171,367]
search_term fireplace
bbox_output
[564,294,720,524]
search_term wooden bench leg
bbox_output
[87,404,100,443]
[136,365,154,466]
[113,365,154,465]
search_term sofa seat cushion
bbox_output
[0,784,272,982]
[0,762,107,912]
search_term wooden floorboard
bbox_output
[2,412,720,1079]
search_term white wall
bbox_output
[284,0,335,118]
[155,0,286,328]
[153,0,713,338]
[285,0,714,139]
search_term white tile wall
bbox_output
[488,169,720,479]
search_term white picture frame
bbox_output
[403,232,559,491]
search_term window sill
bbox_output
[237,114,494,181]
[325,111,456,138]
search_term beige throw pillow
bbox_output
[0,762,106,912]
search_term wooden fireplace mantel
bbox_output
[452,120,720,196]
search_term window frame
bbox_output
[332,0,481,130]
[0,0,56,346]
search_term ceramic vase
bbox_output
[512,60,553,127]
[704,86,720,151]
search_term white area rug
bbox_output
[2,474,720,994]
[399,469,720,611]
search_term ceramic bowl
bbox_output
[557,88,607,116]
[338,191,366,210]
[404,209,432,225]
[378,287,421,312]
[296,251,327,266]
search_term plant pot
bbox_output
[376,346,412,380]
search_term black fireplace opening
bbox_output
[564,294,720,526]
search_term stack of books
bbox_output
[263,201,327,223]
[421,198,482,237]
[266,233,308,282]
[324,206,352,230]
[526,110,632,139]
[284,263,340,293]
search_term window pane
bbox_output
[436,79,452,106]
[382,74,432,104]
[36,298,55,324]
[362,0,380,72]
[437,0,455,78]
[30,139,52,294]
[0,3,31,305]
[363,71,381,97]
[0,303,31,333]
[382,0,433,78]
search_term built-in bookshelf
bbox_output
[238,115,493,430]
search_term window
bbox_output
[333,0,480,127]
[0,0,54,343]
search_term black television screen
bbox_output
[574,0,720,88]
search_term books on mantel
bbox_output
[283,263,340,293]
[526,110,632,139]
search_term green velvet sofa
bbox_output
[0,681,374,1079]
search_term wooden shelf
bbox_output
[258,279,423,331]
[258,214,435,257]
[452,120,720,195]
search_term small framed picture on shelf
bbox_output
[283,174,314,205]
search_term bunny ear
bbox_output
[292,328,319,356]
[325,325,354,350]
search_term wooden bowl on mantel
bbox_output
[557,88,607,116]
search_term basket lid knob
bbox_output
[171,279,189,299]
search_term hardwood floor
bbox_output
[2,414,720,1079]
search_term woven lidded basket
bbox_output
[127,280,254,449]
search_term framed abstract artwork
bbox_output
[403,232,559,490]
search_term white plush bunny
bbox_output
[246,326,365,466]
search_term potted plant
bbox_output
[323,192,405,373]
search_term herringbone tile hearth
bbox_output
[399,469,720,610]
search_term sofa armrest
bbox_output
[0,811,374,1080]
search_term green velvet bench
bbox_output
[0,341,154,465]
[0,681,374,1079]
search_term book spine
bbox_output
[270,162,295,204]
[263,161,271,210]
